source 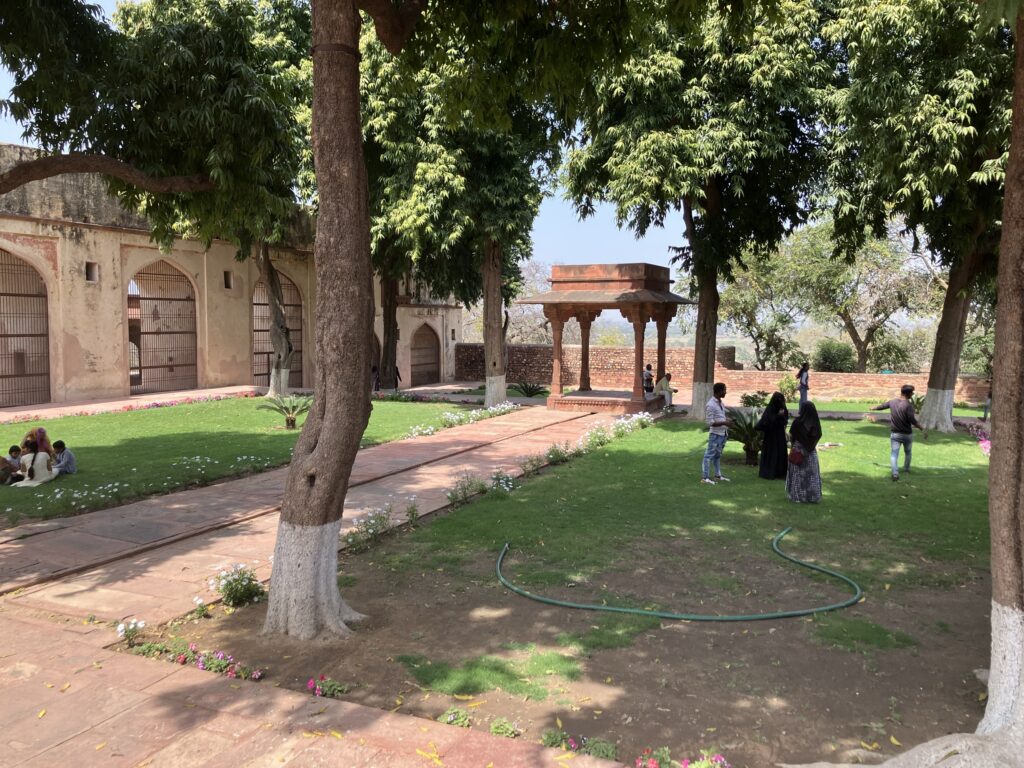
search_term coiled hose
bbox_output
[496,527,862,622]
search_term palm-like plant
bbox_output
[727,407,763,465]
[258,394,313,429]
[515,381,548,398]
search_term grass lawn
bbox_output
[172,415,991,764]
[0,397,463,526]
[811,399,984,418]
[394,417,989,593]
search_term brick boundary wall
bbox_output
[454,343,989,403]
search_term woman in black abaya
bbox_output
[755,391,789,479]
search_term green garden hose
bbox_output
[496,527,863,622]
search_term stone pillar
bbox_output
[620,306,647,402]
[575,309,600,392]
[545,306,564,396]
[656,315,669,381]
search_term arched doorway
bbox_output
[252,273,303,388]
[128,260,197,394]
[410,323,440,386]
[0,249,50,407]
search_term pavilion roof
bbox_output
[516,263,693,307]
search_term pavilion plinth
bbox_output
[547,390,667,415]
[518,263,694,410]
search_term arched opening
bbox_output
[0,249,50,406]
[252,272,303,388]
[127,260,197,394]
[410,323,440,386]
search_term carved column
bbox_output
[575,309,601,392]
[544,306,565,396]
[654,305,677,380]
[621,305,648,402]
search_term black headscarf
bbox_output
[790,401,822,452]
[756,391,789,431]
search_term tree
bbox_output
[718,254,804,371]
[824,0,1010,430]
[1,0,314,398]
[796,3,1024,765]
[783,222,935,373]
[566,0,826,415]
[811,338,856,373]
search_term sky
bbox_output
[0,0,683,273]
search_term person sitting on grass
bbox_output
[21,426,53,458]
[653,372,678,410]
[0,445,21,485]
[52,440,77,477]
[12,439,54,487]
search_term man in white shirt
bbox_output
[702,382,731,485]
[653,372,677,409]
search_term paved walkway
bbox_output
[0,405,621,767]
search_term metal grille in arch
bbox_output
[252,273,303,388]
[128,260,197,395]
[0,249,50,407]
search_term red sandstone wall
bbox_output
[454,343,989,403]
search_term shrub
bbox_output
[812,339,857,373]
[739,391,770,408]
[726,407,762,465]
[910,393,925,412]
[515,381,548,398]
[344,506,393,552]
[446,473,489,508]
[519,454,546,475]
[438,707,472,727]
[580,425,612,452]
[490,470,517,494]
[209,563,265,607]
[541,729,569,748]
[257,394,312,429]
[545,442,572,465]
[584,740,618,759]
[116,618,145,647]
[778,374,798,402]
[307,675,349,698]
[489,717,520,738]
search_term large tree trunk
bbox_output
[688,261,719,418]
[483,238,507,407]
[263,0,370,640]
[256,242,295,398]
[379,274,400,389]
[919,250,985,432]
[839,311,871,373]
[789,16,1024,767]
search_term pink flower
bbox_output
[307,678,316,690]
[176,654,187,664]
[647,759,658,768]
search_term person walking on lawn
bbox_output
[871,384,927,481]
[702,382,731,485]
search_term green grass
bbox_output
[811,399,983,418]
[385,417,989,597]
[557,612,662,653]
[0,397,465,525]
[397,650,580,701]
[811,614,918,651]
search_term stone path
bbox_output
[0,404,621,767]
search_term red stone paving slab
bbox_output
[0,407,585,596]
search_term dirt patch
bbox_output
[148,528,991,768]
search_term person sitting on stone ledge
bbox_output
[653,372,678,410]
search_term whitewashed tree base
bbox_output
[266,367,291,399]
[262,519,366,640]
[918,388,956,432]
[484,374,507,408]
[688,381,715,420]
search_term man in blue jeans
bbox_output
[702,382,731,485]
[871,384,927,481]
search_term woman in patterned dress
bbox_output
[787,401,822,503]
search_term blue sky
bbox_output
[0,0,682,271]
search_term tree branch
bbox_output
[0,153,215,196]
[357,0,426,54]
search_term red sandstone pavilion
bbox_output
[519,263,693,414]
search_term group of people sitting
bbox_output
[642,364,679,409]
[0,426,77,488]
